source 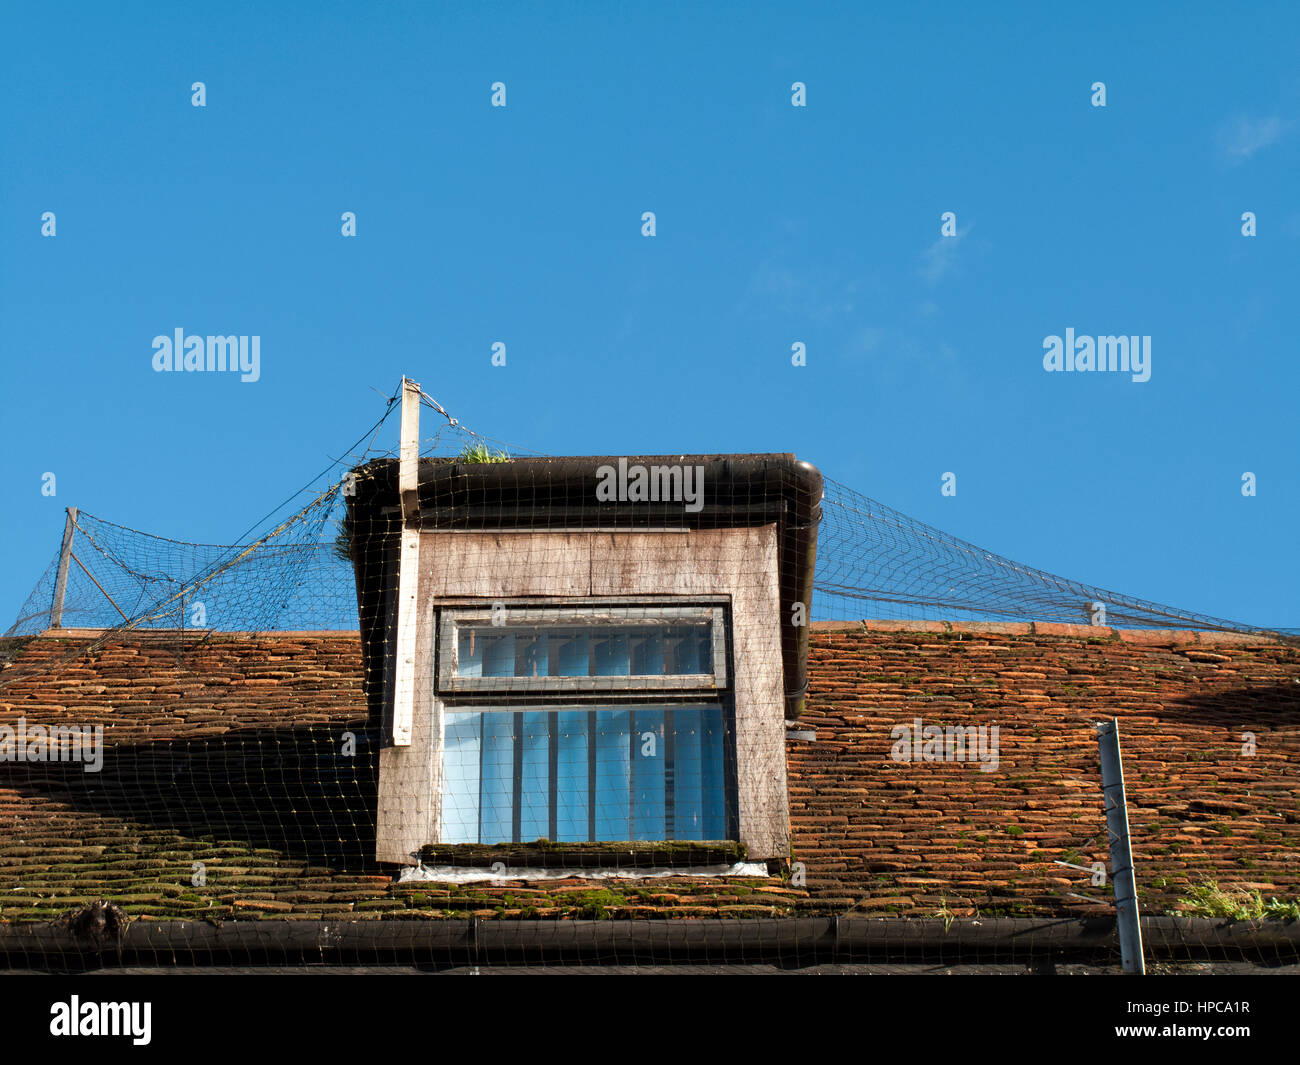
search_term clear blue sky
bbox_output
[2,1,1296,628]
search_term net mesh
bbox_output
[7,477,1283,646]
[1,391,1296,973]
[815,477,1282,633]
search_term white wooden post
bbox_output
[391,377,422,746]
[50,507,78,629]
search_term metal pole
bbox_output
[50,507,78,629]
[1097,717,1145,974]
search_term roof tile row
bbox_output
[1,627,1296,922]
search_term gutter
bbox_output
[2,917,1295,970]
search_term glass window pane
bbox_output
[481,634,514,678]
[555,710,589,842]
[479,713,514,842]
[441,705,727,844]
[454,618,714,679]
[515,636,547,678]
[442,713,481,843]
[630,632,664,675]
[700,708,727,839]
[550,634,589,677]
[632,708,666,840]
[456,630,483,679]
[667,628,705,674]
[672,705,704,840]
[517,711,550,841]
[593,709,631,840]
[593,634,631,676]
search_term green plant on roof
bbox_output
[567,888,626,920]
[456,441,511,463]
[1174,879,1300,920]
[331,441,511,563]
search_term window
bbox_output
[438,605,727,691]
[435,601,735,844]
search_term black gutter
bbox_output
[2,917,1295,971]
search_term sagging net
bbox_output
[814,478,1289,634]
[5,472,1284,649]
[0,391,1296,974]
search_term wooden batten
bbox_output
[391,378,422,747]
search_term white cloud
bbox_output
[740,259,870,323]
[919,221,973,284]
[1218,115,1294,162]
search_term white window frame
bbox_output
[436,602,729,694]
[433,596,737,845]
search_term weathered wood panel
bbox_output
[375,526,789,862]
[419,532,591,597]
[376,596,438,863]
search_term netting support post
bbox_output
[1097,717,1145,974]
[391,377,422,747]
[49,506,78,630]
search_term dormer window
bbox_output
[344,397,821,868]
[436,600,734,845]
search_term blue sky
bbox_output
[2,1,1297,628]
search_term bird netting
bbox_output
[813,477,1287,635]
[1,392,1296,979]
[3,461,1285,651]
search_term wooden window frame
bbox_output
[436,600,729,695]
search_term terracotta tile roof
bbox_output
[0,625,1296,922]
[796,622,1300,918]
